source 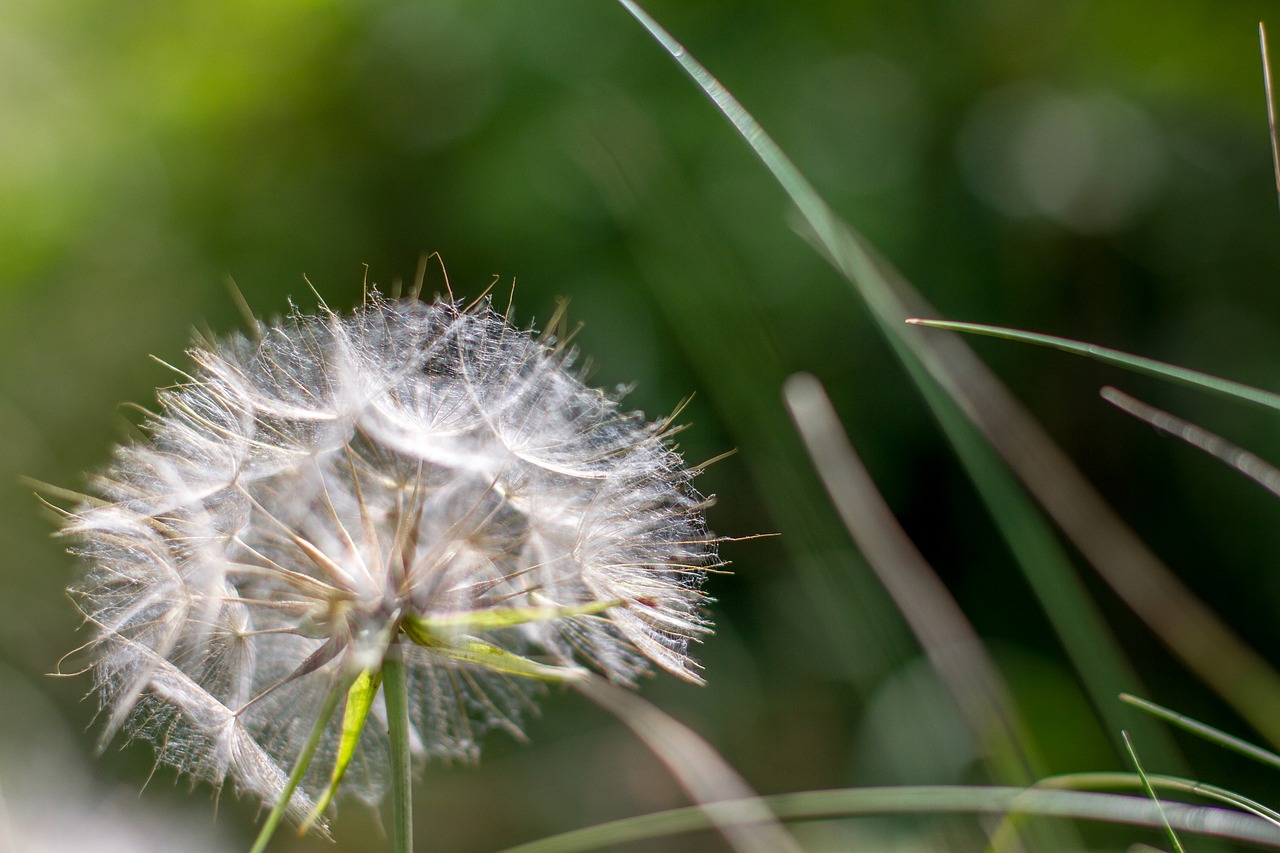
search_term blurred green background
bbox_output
[4,0,1280,849]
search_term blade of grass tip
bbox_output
[573,673,802,853]
[249,674,348,853]
[1261,22,1280,213]
[383,640,413,853]
[1121,693,1280,773]
[614,0,1280,752]
[1124,731,1186,853]
[907,320,1280,413]
[783,373,1040,786]
[1102,387,1280,500]
[497,786,1280,853]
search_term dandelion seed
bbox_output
[62,291,715,835]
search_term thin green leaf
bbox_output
[992,769,1280,851]
[402,618,588,682]
[1258,22,1280,210]
[1125,731,1186,853]
[907,319,1280,412]
[992,767,1280,851]
[413,600,624,633]
[614,0,1178,771]
[1121,693,1280,773]
[249,673,348,853]
[302,668,382,832]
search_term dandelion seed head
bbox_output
[64,292,715,820]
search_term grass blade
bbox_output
[1121,693,1280,773]
[615,0,1280,754]
[1102,387,1280,499]
[1124,731,1186,853]
[575,674,802,853]
[1039,771,1280,828]
[498,785,1280,853]
[907,319,1280,412]
[783,372,1041,785]
[612,0,1178,766]
[991,770,1280,850]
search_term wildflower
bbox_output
[63,292,714,832]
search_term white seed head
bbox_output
[64,293,714,821]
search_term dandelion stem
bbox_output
[250,673,347,853]
[384,638,414,853]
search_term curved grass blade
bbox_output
[497,785,1280,853]
[990,770,1280,849]
[1102,387,1280,499]
[1051,772,1280,828]
[612,0,1179,766]
[1121,693,1280,773]
[784,373,1041,785]
[615,0,1280,754]
[575,673,802,853]
[907,319,1280,412]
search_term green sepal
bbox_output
[249,674,350,853]
[402,616,588,682]
[412,599,626,634]
[301,668,383,832]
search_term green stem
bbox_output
[250,674,348,853]
[384,638,414,853]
